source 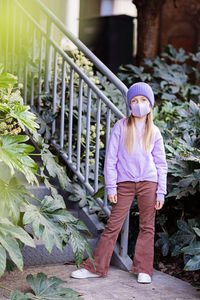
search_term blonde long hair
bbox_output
[122,108,154,154]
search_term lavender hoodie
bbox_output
[104,118,168,201]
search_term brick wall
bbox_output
[159,0,200,53]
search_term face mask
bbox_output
[130,102,150,117]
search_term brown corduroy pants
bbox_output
[80,181,158,277]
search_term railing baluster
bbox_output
[17,10,23,82]
[85,86,92,184]
[104,106,111,208]
[120,213,130,257]
[45,16,53,93]
[0,0,2,63]
[94,96,101,193]
[68,67,74,162]
[30,26,37,106]
[24,62,28,105]
[30,76,34,106]
[76,77,83,171]
[52,50,57,135]
[60,58,66,149]
[5,0,9,72]
[11,0,16,74]
[23,17,30,105]
[38,34,43,112]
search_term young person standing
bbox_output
[71,82,168,283]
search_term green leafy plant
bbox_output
[0,65,96,277]
[181,232,200,271]
[118,44,200,104]
[155,217,200,271]
[66,181,102,215]
[0,272,83,299]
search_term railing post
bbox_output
[5,0,9,72]
[60,58,66,149]
[38,34,43,112]
[120,212,130,257]
[68,67,74,162]
[11,0,16,74]
[104,107,111,209]
[30,26,37,106]
[52,50,57,135]
[85,86,92,184]
[17,10,23,84]
[45,16,53,93]
[94,96,101,193]
[76,77,83,171]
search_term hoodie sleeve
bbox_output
[151,126,168,202]
[104,120,121,195]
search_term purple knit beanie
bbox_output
[127,82,154,109]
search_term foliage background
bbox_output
[117,45,200,272]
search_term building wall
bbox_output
[80,0,136,19]
[159,0,200,53]
[79,0,101,19]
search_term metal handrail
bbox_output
[33,0,128,100]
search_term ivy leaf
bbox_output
[0,234,23,271]
[193,227,200,237]
[23,198,93,266]
[67,183,87,201]
[155,232,170,256]
[23,204,65,253]
[10,290,29,300]
[93,186,104,199]
[40,195,66,213]
[12,275,77,299]
[41,148,68,190]
[66,222,94,269]
[0,218,35,247]
[189,100,199,115]
[0,177,36,223]
[0,245,6,276]
[39,205,94,268]
[183,254,200,271]
[10,272,84,300]
[6,258,16,273]
[0,134,39,185]
[0,71,17,88]
[23,195,94,268]
[181,241,200,256]
[0,103,10,114]
[162,45,189,62]
[0,218,35,275]
[10,105,40,132]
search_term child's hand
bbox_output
[155,200,164,210]
[108,194,117,204]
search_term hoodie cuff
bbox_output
[107,187,117,195]
[156,193,165,202]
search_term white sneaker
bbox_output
[71,268,101,279]
[137,273,152,283]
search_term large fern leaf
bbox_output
[0,135,39,184]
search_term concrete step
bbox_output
[22,235,99,266]
[23,182,104,266]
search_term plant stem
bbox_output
[0,285,12,292]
